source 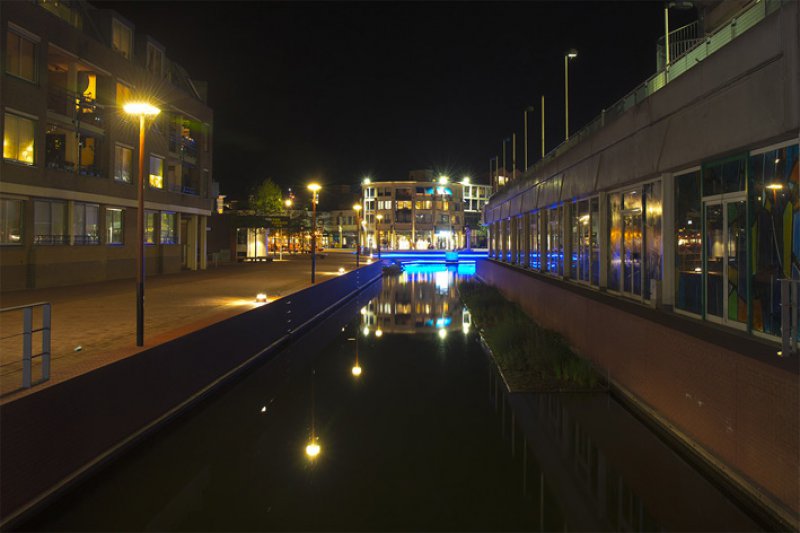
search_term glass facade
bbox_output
[485,141,799,340]
[675,171,702,314]
[749,144,800,335]
[0,199,24,245]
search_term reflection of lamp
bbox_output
[766,183,784,190]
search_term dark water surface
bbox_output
[25,265,760,531]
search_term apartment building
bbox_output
[1,0,214,290]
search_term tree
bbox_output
[249,179,284,215]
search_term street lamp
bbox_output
[308,183,321,283]
[353,203,362,267]
[123,101,160,347]
[376,213,383,259]
[524,105,534,170]
[284,198,293,256]
[564,49,578,141]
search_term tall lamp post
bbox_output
[376,214,383,259]
[281,198,293,260]
[123,102,160,347]
[353,203,362,266]
[564,49,578,141]
[308,183,321,283]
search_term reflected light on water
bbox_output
[363,326,370,336]
[438,328,447,340]
[351,365,362,377]
[375,329,383,338]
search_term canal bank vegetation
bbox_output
[459,280,604,392]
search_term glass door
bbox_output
[704,197,747,328]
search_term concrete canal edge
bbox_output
[0,262,385,530]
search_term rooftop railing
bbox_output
[523,0,786,181]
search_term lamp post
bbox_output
[376,214,383,259]
[564,49,578,141]
[353,203,362,266]
[123,102,160,347]
[308,183,321,283]
[438,175,449,249]
[281,198,293,260]
[524,106,534,170]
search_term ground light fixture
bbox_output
[338,267,345,275]
[438,328,448,340]
[124,101,161,347]
[255,292,268,303]
[375,328,383,338]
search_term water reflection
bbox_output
[362,262,473,335]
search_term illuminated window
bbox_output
[111,19,132,59]
[116,82,132,106]
[6,28,36,82]
[0,199,24,245]
[397,200,412,210]
[114,144,132,183]
[149,156,164,188]
[72,202,99,245]
[160,212,177,244]
[3,113,35,165]
[34,200,66,245]
[144,211,156,244]
[106,208,124,244]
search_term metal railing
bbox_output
[779,279,799,356]
[525,0,786,179]
[0,302,52,388]
[47,85,105,128]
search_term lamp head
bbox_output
[462,176,471,185]
[353,204,362,212]
[285,199,293,207]
[438,175,449,185]
[123,102,160,116]
[307,183,321,193]
[363,177,371,185]
[376,214,383,222]
[566,49,578,59]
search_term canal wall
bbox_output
[0,261,385,528]
[476,259,799,530]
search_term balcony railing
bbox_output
[34,235,69,245]
[47,86,104,129]
[169,132,199,160]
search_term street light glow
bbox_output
[123,102,161,116]
[566,49,578,59]
[305,442,321,459]
[363,178,371,185]
[307,183,321,192]
[439,175,449,184]
[351,365,362,377]
[375,328,383,338]
[353,204,362,211]
[285,199,293,207]
[462,176,471,184]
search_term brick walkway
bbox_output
[0,251,364,404]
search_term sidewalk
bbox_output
[0,251,363,404]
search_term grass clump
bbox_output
[459,280,601,392]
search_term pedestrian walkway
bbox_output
[0,251,365,404]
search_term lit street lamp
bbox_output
[308,183,321,283]
[123,101,160,347]
[564,49,578,140]
[353,203,362,267]
[376,213,383,259]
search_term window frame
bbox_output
[114,143,133,183]
[3,112,36,166]
[72,202,100,245]
[105,208,124,245]
[5,24,39,83]
[0,198,24,245]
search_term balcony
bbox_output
[168,132,198,160]
[47,86,104,129]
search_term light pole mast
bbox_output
[308,183,321,283]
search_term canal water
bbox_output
[25,263,760,531]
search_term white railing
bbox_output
[0,302,52,388]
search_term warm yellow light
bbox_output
[351,365,362,377]
[439,175,449,184]
[766,183,784,190]
[305,442,321,458]
[363,326,370,336]
[307,183,321,192]
[376,214,383,221]
[353,204,362,212]
[338,267,345,275]
[363,177,371,185]
[375,329,383,338]
[285,199,293,207]
[462,176,471,185]
[255,292,268,303]
[123,102,161,116]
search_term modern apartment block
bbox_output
[1,0,213,290]
[483,0,798,527]
[360,170,487,250]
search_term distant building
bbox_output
[1,0,213,290]
[360,170,468,251]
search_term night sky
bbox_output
[98,1,695,201]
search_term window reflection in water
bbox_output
[361,263,474,335]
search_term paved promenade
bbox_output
[0,251,363,404]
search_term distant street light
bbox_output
[524,105,534,170]
[353,203,362,267]
[308,183,321,283]
[123,101,160,347]
[376,213,383,259]
[564,49,578,141]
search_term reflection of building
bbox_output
[1,1,213,289]
[362,267,465,334]
[484,2,799,526]
[361,170,475,251]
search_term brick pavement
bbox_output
[0,251,365,404]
